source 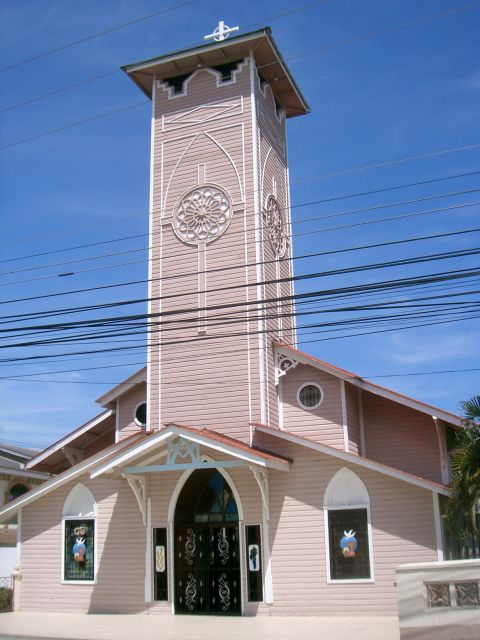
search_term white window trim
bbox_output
[134,401,147,428]
[324,504,375,584]
[296,381,324,411]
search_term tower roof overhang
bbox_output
[122,27,309,118]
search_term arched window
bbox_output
[7,482,30,502]
[62,483,96,583]
[324,468,374,582]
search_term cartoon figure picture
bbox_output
[248,544,259,571]
[340,530,358,558]
[72,525,87,564]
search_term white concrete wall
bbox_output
[0,545,18,576]
[396,559,480,640]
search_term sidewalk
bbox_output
[0,612,400,640]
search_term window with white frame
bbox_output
[297,382,324,410]
[324,467,373,582]
[63,483,96,582]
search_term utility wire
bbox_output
[0,0,201,74]
[3,199,479,288]
[0,1,328,113]
[2,228,479,320]
[1,187,478,274]
[3,169,478,252]
[1,246,478,335]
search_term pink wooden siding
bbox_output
[20,475,147,613]
[259,433,438,615]
[19,436,438,616]
[281,363,345,448]
[117,382,146,440]
[362,391,443,483]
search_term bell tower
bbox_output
[123,25,309,441]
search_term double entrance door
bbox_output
[174,523,241,615]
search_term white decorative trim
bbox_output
[432,492,444,561]
[278,377,284,430]
[204,128,244,202]
[145,497,153,603]
[250,52,267,425]
[296,381,324,411]
[255,424,450,495]
[124,474,148,526]
[166,437,200,465]
[115,399,120,443]
[90,425,290,479]
[162,95,243,132]
[157,59,248,101]
[63,483,96,518]
[250,467,273,604]
[162,133,199,215]
[275,351,299,385]
[147,76,156,435]
[341,380,349,452]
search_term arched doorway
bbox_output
[174,468,241,615]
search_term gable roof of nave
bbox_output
[252,422,450,496]
[274,341,462,428]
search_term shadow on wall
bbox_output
[89,478,147,614]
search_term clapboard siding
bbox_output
[261,436,438,615]
[117,382,146,439]
[282,363,345,447]
[362,391,443,483]
[20,475,147,613]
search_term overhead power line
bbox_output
[2,168,479,255]
[1,227,479,319]
[2,199,479,289]
[1,187,478,273]
[0,1,329,113]
[0,0,201,74]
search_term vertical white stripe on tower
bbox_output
[147,77,156,432]
[250,51,267,424]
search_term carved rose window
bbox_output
[264,194,287,257]
[173,186,232,244]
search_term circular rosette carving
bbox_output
[173,185,232,245]
[263,194,287,257]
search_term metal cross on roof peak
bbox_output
[204,21,239,43]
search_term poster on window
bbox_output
[155,545,165,573]
[248,544,260,571]
[328,509,370,580]
[64,519,94,581]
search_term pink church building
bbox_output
[0,26,468,618]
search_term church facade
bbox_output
[0,27,461,617]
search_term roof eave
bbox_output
[121,28,309,118]
[273,342,462,427]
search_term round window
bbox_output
[134,402,147,427]
[297,383,324,410]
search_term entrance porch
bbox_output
[90,423,291,616]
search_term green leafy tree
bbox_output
[445,395,480,540]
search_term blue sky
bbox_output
[0,0,479,448]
